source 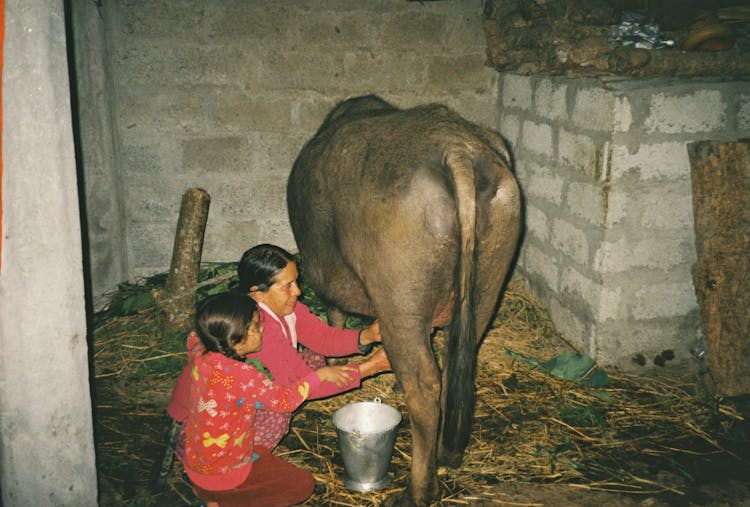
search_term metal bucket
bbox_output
[332,397,402,491]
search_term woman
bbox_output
[238,243,389,448]
[166,244,389,450]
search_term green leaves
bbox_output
[504,347,611,387]
[542,350,610,387]
[120,292,154,315]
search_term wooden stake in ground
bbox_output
[156,188,211,334]
[687,140,750,397]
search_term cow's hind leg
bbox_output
[381,321,441,507]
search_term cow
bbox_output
[287,95,522,506]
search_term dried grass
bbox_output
[92,277,748,506]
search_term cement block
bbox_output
[594,237,693,273]
[113,42,259,88]
[522,161,565,205]
[614,96,633,132]
[215,175,288,219]
[255,131,309,177]
[213,92,292,133]
[571,87,615,131]
[637,237,695,271]
[633,281,699,319]
[523,161,565,205]
[342,51,427,93]
[644,90,725,134]
[501,73,533,111]
[440,91,500,129]
[263,51,347,92]
[122,176,177,223]
[595,316,702,371]
[596,286,625,322]
[498,113,521,149]
[117,89,205,134]
[560,266,597,310]
[525,204,549,242]
[377,11,446,49]
[551,218,589,266]
[127,221,176,274]
[203,219,263,263]
[260,219,299,253]
[521,120,554,157]
[522,243,560,292]
[535,78,567,121]
[425,54,496,94]
[549,298,588,348]
[566,181,605,225]
[558,128,598,178]
[208,4,294,45]
[114,0,208,41]
[296,12,377,50]
[611,141,690,181]
[738,93,750,132]
[640,182,695,231]
[604,188,630,227]
[293,97,338,133]
[182,136,250,173]
[444,4,487,49]
[120,143,165,174]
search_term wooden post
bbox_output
[687,140,750,397]
[156,188,211,334]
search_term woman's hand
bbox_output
[359,320,381,347]
[357,348,391,379]
[315,364,358,388]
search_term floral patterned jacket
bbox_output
[181,334,321,491]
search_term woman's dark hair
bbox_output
[195,291,258,361]
[238,243,295,294]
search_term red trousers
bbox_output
[191,447,314,507]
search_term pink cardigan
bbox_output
[181,334,320,491]
[167,302,364,422]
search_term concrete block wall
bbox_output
[75,0,497,302]
[497,73,750,369]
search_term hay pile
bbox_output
[92,265,748,506]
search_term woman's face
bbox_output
[233,311,264,356]
[250,262,301,317]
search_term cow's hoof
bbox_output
[381,487,434,507]
[438,449,463,469]
[381,492,420,507]
[381,492,413,507]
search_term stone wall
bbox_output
[497,73,750,369]
[75,0,497,303]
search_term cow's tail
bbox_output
[441,147,479,463]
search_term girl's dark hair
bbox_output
[238,243,295,294]
[195,291,258,361]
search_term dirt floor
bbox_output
[92,273,750,506]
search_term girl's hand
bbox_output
[315,364,358,388]
[357,348,391,379]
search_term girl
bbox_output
[182,291,351,507]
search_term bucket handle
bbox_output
[373,397,381,404]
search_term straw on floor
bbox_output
[91,265,748,506]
